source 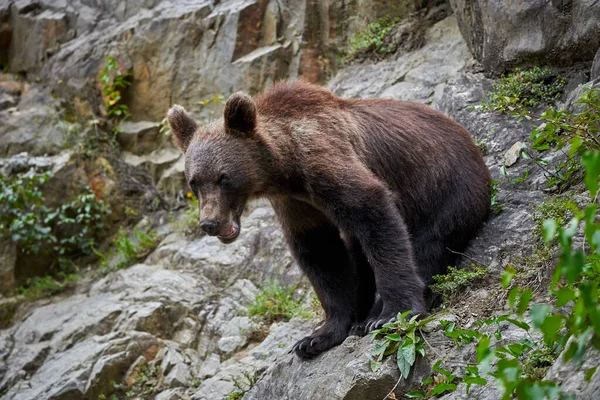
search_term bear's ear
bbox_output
[167,105,198,153]
[224,92,257,135]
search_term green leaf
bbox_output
[582,151,600,198]
[501,265,516,289]
[505,318,530,331]
[370,359,382,372]
[542,219,557,242]
[431,383,457,396]
[516,289,532,316]
[585,367,597,382]
[555,286,576,307]
[531,304,551,328]
[541,314,563,345]
[386,333,402,341]
[396,341,416,379]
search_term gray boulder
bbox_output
[449,0,600,73]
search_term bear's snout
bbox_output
[200,219,220,236]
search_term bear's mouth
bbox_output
[217,220,240,244]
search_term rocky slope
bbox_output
[1,0,600,399]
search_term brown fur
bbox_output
[168,81,491,359]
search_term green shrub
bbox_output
[98,226,157,274]
[176,194,201,235]
[100,55,132,122]
[529,87,600,191]
[16,272,79,300]
[0,168,110,258]
[477,67,566,116]
[345,17,400,60]
[430,264,488,303]
[247,280,312,324]
[532,195,576,239]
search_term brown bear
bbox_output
[167,81,491,359]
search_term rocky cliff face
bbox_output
[1,1,600,399]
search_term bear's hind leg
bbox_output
[272,199,358,359]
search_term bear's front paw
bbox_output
[363,313,397,332]
[349,321,369,337]
[292,334,344,359]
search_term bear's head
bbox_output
[167,92,266,244]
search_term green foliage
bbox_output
[376,156,599,399]
[198,94,226,122]
[222,371,258,400]
[100,56,132,122]
[532,195,576,239]
[430,264,488,303]
[477,67,566,117]
[110,365,162,399]
[369,311,430,377]
[0,168,110,258]
[98,226,157,274]
[490,179,503,214]
[529,87,600,191]
[247,280,313,324]
[177,194,200,236]
[522,347,556,380]
[345,17,400,60]
[16,272,79,300]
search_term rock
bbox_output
[216,316,258,356]
[448,0,600,73]
[116,121,163,155]
[161,348,185,376]
[164,362,192,388]
[0,86,67,157]
[544,345,600,399]
[147,202,301,288]
[0,93,16,110]
[124,355,147,387]
[8,4,72,74]
[156,388,187,400]
[503,141,525,167]
[192,319,314,400]
[122,147,181,182]
[157,155,186,195]
[197,353,221,379]
[0,296,20,329]
[0,239,17,296]
[245,332,430,400]
[330,16,474,105]
[0,264,213,398]
[592,47,600,80]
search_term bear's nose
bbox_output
[200,220,220,236]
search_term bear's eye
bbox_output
[218,173,231,187]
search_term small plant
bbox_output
[532,195,576,239]
[198,94,226,122]
[247,280,312,324]
[98,226,157,274]
[489,179,503,214]
[345,17,400,60]
[430,264,488,303]
[522,347,556,380]
[223,371,258,400]
[529,87,600,191]
[477,67,566,117]
[99,55,132,123]
[177,193,201,236]
[0,168,110,259]
[16,272,79,300]
[369,311,431,377]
